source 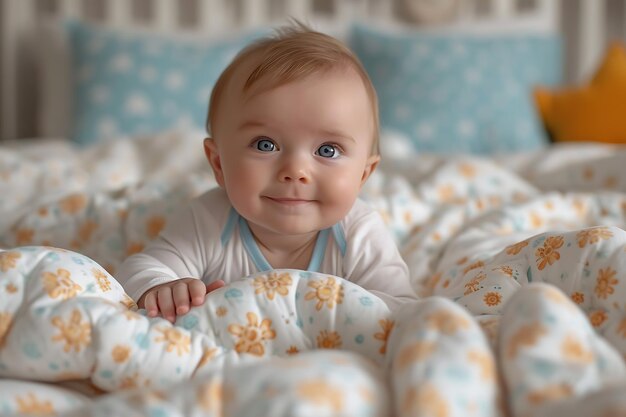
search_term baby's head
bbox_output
[207,22,379,154]
[204,23,381,236]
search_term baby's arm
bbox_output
[117,194,225,321]
[138,278,225,322]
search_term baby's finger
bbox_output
[143,291,159,317]
[157,287,176,323]
[206,279,225,293]
[173,281,192,315]
[188,280,207,306]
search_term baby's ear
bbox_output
[204,138,225,187]
[360,154,380,187]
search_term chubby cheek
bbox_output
[221,161,266,210]
[319,170,362,213]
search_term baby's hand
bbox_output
[138,278,225,323]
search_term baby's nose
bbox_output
[278,158,310,183]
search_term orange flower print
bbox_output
[126,242,144,257]
[197,347,218,369]
[216,306,228,317]
[317,330,342,349]
[506,240,528,256]
[304,277,344,311]
[155,327,191,356]
[561,335,594,363]
[0,312,13,347]
[5,283,18,293]
[438,184,455,202]
[484,291,502,307]
[78,220,98,243]
[51,309,91,353]
[467,350,495,381]
[43,268,82,300]
[286,345,300,355]
[456,256,468,265]
[589,310,608,328]
[463,260,484,275]
[464,272,486,295]
[527,383,573,405]
[617,318,626,338]
[0,251,21,272]
[198,381,224,415]
[112,345,131,363]
[459,163,476,178]
[60,193,87,214]
[297,380,343,412]
[395,341,436,368]
[253,272,292,300]
[535,236,564,270]
[120,294,137,310]
[402,384,449,416]
[427,272,442,291]
[227,312,276,356]
[495,265,514,277]
[529,211,543,228]
[14,228,34,245]
[426,310,471,335]
[147,216,166,239]
[16,393,55,415]
[119,372,141,390]
[92,268,111,292]
[577,227,614,248]
[374,319,395,354]
[573,200,587,218]
[570,292,585,305]
[595,267,618,299]
[507,322,547,359]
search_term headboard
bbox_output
[0,0,621,141]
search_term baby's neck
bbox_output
[247,225,319,270]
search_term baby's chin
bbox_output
[249,216,340,238]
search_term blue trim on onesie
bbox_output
[220,208,238,246]
[307,228,330,272]
[238,216,273,271]
[331,223,347,256]
[221,207,338,273]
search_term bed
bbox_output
[1,0,626,416]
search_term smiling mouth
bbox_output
[265,197,313,205]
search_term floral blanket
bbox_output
[1,131,626,416]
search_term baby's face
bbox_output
[207,68,378,237]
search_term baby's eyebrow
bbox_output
[317,129,356,144]
[238,120,267,130]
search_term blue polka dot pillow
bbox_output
[349,23,562,155]
[66,21,260,145]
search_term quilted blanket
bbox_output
[1,131,626,416]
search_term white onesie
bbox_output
[117,187,417,309]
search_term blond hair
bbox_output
[206,22,380,155]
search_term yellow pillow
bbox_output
[534,42,626,144]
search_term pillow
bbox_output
[49,20,260,145]
[349,23,562,155]
[534,42,626,144]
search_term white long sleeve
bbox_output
[117,187,418,308]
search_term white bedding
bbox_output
[1,131,626,417]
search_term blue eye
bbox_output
[254,138,276,152]
[317,144,339,158]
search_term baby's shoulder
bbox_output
[186,187,233,226]
[340,198,384,236]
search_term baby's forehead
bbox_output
[226,55,360,103]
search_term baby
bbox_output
[117,22,417,323]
